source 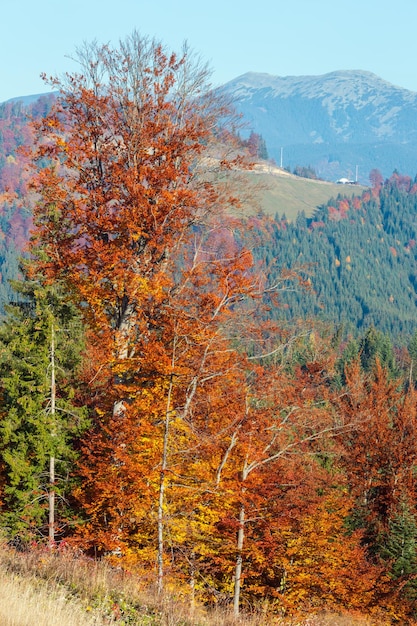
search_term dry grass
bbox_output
[0,568,106,626]
[0,543,392,625]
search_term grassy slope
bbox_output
[0,545,380,626]
[0,569,104,626]
[241,164,367,220]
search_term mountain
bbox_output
[2,92,54,106]
[222,70,417,184]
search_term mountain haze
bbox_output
[223,70,417,183]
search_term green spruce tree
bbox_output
[359,326,399,378]
[0,276,88,543]
[380,499,417,579]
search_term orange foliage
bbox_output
[280,491,385,615]
[24,34,417,620]
[340,361,417,535]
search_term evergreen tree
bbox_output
[359,326,398,377]
[408,331,417,384]
[334,336,360,388]
[0,276,88,542]
[380,499,417,579]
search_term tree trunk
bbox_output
[48,455,55,546]
[189,549,196,618]
[113,303,136,419]
[49,323,56,547]
[157,371,175,595]
[233,501,245,617]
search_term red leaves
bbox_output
[339,361,417,543]
[23,33,417,620]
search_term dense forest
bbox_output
[252,173,417,339]
[2,33,417,624]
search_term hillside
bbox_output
[241,162,366,219]
[223,70,417,183]
[252,173,417,338]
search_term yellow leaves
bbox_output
[277,491,383,614]
[46,118,58,128]
[130,230,144,243]
[55,137,68,153]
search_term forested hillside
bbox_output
[254,173,417,339]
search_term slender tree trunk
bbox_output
[49,323,56,547]
[113,304,136,419]
[233,500,246,617]
[189,549,196,618]
[49,455,55,546]
[157,368,175,595]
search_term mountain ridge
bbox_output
[222,70,417,182]
[228,69,415,99]
[4,69,417,182]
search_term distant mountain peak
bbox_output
[2,92,54,106]
[221,69,417,182]
[225,70,416,102]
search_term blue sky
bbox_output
[2,0,417,102]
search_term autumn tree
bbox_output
[337,359,417,619]
[206,343,358,616]
[28,32,261,592]
[369,168,384,189]
[245,131,268,160]
[29,33,246,413]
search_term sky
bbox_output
[2,0,417,103]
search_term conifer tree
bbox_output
[380,498,417,580]
[359,326,398,377]
[0,277,88,542]
[408,331,417,384]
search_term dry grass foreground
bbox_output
[0,568,105,626]
[0,542,386,626]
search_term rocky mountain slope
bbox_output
[223,70,417,183]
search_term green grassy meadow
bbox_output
[241,165,367,219]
